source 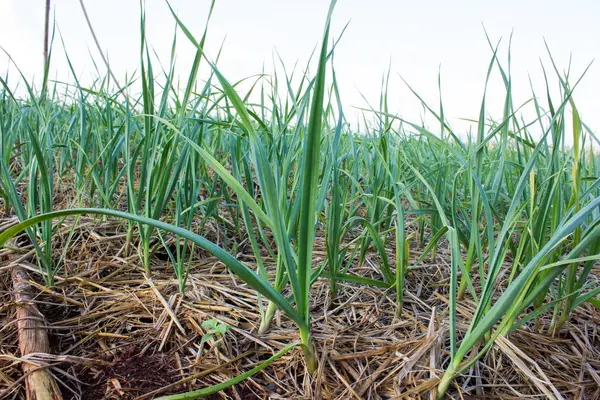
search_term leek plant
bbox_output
[0,59,59,285]
[124,10,188,273]
[166,0,338,369]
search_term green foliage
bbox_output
[200,318,232,345]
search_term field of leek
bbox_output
[1,1,599,399]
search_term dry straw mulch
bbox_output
[1,215,599,399]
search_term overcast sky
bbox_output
[1,1,598,140]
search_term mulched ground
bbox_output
[1,215,599,399]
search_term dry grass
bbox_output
[1,214,599,399]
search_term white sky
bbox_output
[1,0,599,140]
